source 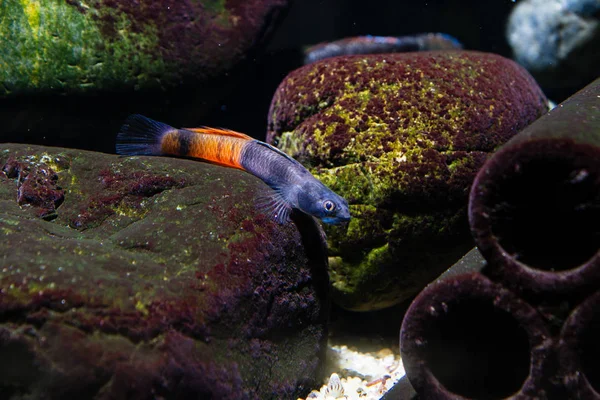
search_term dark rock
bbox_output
[507,0,600,95]
[2,156,65,220]
[0,144,329,399]
[267,50,548,311]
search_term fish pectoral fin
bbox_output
[256,189,292,225]
[183,127,252,140]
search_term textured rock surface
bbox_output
[0,0,287,96]
[267,50,548,311]
[0,144,329,399]
[0,0,289,151]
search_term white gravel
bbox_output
[298,344,405,400]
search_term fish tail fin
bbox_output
[116,114,174,156]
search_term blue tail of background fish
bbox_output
[115,114,173,156]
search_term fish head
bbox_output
[297,181,351,225]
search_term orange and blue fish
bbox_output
[116,114,351,225]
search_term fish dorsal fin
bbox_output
[183,127,252,140]
[253,140,304,167]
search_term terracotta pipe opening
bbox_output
[401,274,550,399]
[485,142,598,271]
[469,139,599,295]
[581,311,600,394]
[424,298,531,398]
[559,291,600,397]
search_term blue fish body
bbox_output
[240,141,351,225]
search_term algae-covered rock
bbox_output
[0,0,287,96]
[0,144,329,399]
[0,0,289,150]
[267,51,548,311]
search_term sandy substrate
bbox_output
[298,344,405,400]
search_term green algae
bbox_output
[330,243,390,290]
[278,131,304,161]
[202,0,227,14]
[0,0,165,96]
[0,0,281,98]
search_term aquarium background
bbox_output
[1,0,598,399]
[1,0,587,151]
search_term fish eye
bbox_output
[323,200,335,212]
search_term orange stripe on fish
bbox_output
[160,130,183,155]
[159,129,248,170]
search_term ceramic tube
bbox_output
[400,273,552,399]
[468,78,600,298]
[558,291,600,399]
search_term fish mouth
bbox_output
[322,215,351,225]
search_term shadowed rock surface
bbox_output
[267,50,548,311]
[559,290,600,398]
[0,144,329,400]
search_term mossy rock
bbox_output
[0,0,289,149]
[0,0,287,96]
[267,50,548,311]
[0,144,328,399]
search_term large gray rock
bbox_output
[0,144,329,399]
[507,0,600,92]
